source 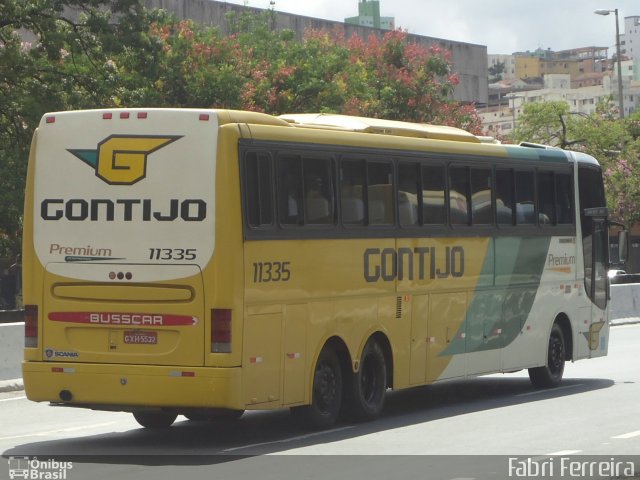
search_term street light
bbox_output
[505,93,521,130]
[594,8,625,118]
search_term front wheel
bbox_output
[291,347,343,429]
[133,411,178,428]
[528,323,565,388]
[347,339,387,421]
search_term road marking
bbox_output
[546,450,582,456]
[516,383,583,397]
[0,396,26,402]
[222,425,355,452]
[0,422,118,441]
[612,430,640,439]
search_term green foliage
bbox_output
[0,2,481,258]
[488,61,505,83]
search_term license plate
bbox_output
[123,331,157,345]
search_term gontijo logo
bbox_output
[67,135,182,185]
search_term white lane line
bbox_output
[222,425,355,452]
[545,450,582,456]
[0,396,26,402]
[0,422,119,441]
[612,430,640,439]
[516,383,583,397]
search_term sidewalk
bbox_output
[0,378,23,393]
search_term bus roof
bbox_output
[279,113,481,144]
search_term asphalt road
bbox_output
[1,324,639,480]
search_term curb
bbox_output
[0,378,23,393]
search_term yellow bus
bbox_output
[22,109,625,428]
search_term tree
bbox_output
[0,0,156,256]
[0,2,482,257]
[488,61,505,83]
[511,99,640,226]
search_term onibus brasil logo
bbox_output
[8,456,73,479]
[68,135,181,185]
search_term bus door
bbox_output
[582,208,609,359]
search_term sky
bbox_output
[221,0,637,55]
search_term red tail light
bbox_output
[25,305,39,348]
[211,309,231,353]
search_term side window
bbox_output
[422,164,446,225]
[555,172,574,225]
[471,168,493,225]
[276,154,303,226]
[340,159,366,225]
[537,171,556,225]
[367,162,394,225]
[398,162,419,226]
[515,170,535,225]
[303,158,334,225]
[496,169,515,226]
[245,152,274,228]
[449,166,470,226]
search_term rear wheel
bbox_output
[291,347,343,429]
[528,323,565,388]
[347,339,387,421]
[133,411,177,428]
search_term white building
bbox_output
[479,72,640,137]
[488,54,517,82]
[620,16,640,60]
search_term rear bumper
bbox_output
[22,361,243,410]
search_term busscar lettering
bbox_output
[90,313,164,325]
[364,246,465,282]
[41,198,207,222]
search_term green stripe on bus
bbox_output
[440,236,551,356]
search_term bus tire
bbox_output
[528,323,565,388]
[133,411,178,428]
[291,347,343,429]
[348,339,387,421]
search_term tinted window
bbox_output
[515,170,535,225]
[398,163,419,226]
[368,162,394,225]
[495,169,515,226]
[422,164,446,225]
[340,159,366,225]
[556,172,574,225]
[304,158,334,225]
[277,155,303,226]
[450,166,470,226]
[537,171,555,225]
[471,168,493,225]
[245,152,274,227]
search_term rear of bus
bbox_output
[22,109,247,425]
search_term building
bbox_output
[513,47,607,81]
[480,72,640,137]
[488,54,517,82]
[345,0,394,30]
[620,16,640,60]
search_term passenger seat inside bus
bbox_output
[342,197,365,224]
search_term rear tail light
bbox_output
[25,305,39,348]
[211,309,232,353]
